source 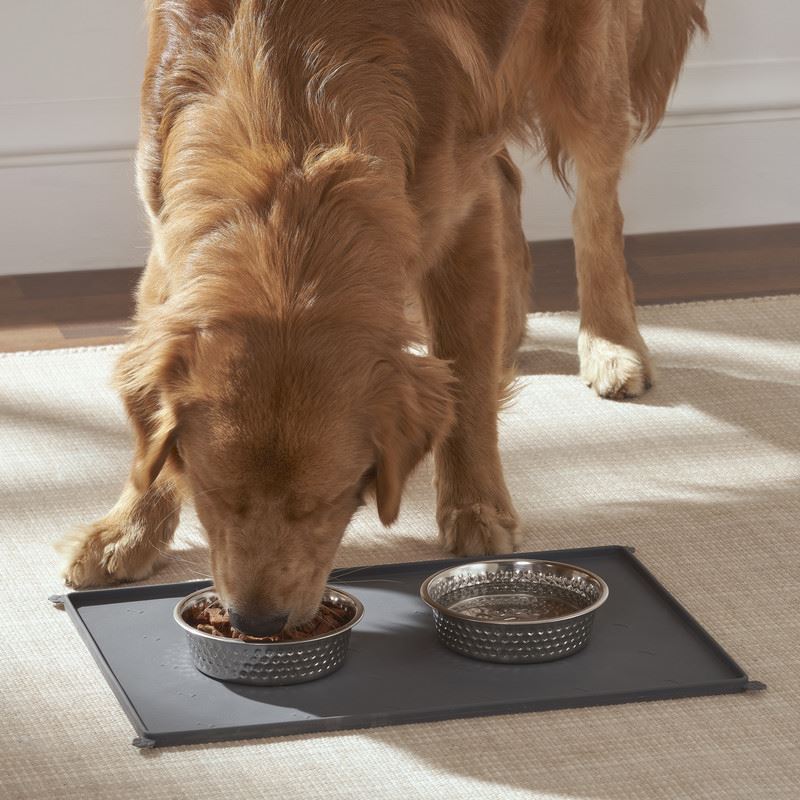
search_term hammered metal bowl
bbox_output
[174,586,364,685]
[420,559,609,663]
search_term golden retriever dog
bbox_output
[61,0,706,635]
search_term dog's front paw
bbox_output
[578,329,653,400]
[438,502,519,557]
[58,518,162,588]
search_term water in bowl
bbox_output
[448,589,584,622]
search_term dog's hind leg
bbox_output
[511,2,705,397]
[569,125,653,400]
[530,31,652,399]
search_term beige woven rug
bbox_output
[2,295,798,800]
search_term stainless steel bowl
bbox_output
[420,559,609,663]
[174,586,364,685]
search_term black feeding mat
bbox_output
[51,545,763,748]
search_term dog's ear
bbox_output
[114,314,195,491]
[371,354,456,526]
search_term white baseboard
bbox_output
[668,58,800,116]
[0,154,148,275]
[1,58,799,275]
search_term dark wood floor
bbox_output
[1,222,799,352]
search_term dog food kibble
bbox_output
[183,598,353,642]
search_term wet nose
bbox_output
[228,609,289,637]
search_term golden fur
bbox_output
[61,0,706,632]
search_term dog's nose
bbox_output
[228,609,289,637]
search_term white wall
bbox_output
[0,3,147,275]
[0,0,798,275]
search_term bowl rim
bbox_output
[173,585,364,646]
[419,558,610,625]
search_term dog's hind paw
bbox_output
[578,330,653,400]
[57,518,162,589]
[438,502,519,557]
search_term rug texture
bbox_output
[1,295,798,800]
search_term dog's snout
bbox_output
[228,609,289,637]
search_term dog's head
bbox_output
[119,305,453,635]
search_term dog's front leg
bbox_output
[59,469,182,588]
[421,194,519,556]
